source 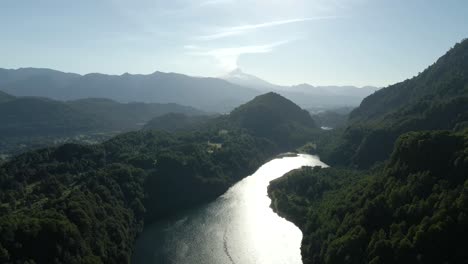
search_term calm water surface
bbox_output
[132,154,327,264]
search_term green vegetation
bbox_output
[0,92,320,263]
[0,93,205,156]
[143,113,213,132]
[268,39,468,264]
[0,128,276,263]
[322,39,468,168]
[3,37,467,264]
[67,98,204,131]
[0,97,103,138]
[0,95,204,138]
[311,110,350,129]
[269,129,468,264]
[229,92,317,149]
[0,133,120,158]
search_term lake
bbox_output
[132,154,327,264]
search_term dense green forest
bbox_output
[320,39,468,168]
[311,109,350,129]
[0,92,318,263]
[143,113,213,132]
[268,39,468,264]
[229,92,317,149]
[0,94,204,138]
[66,98,204,131]
[0,129,276,263]
[0,96,104,137]
[0,93,204,156]
[269,129,468,264]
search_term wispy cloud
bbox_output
[199,0,233,6]
[197,16,338,40]
[186,41,290,71]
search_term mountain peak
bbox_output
[230,92,316,129]
[229,68,244,75]
[222,69,277,91]
[224,68,253,79]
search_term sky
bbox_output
[1,0,468,87]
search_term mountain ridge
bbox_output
[228,92,317,149]
[322,38,468,168]
[267,38,468,264]
[0,67,379,112]
[0,95,205,139]
[0,68,259,112]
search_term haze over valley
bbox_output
[0,67,379,112]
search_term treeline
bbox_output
[269,129,468,264]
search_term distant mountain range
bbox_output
[0,68,258,112]
[222,68,380,108]
[0,67,379,113]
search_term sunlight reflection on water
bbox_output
[132,154,327,264]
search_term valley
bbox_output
[0,10,467,263]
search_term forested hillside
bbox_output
[0,92,316,264]
[143,113,213,132]
[311,109,350,129]
[269,129,468,264]
[0,97,104,137]
[229,92,317,149]
[0,91,14,103]
[0,95,204,138]
[268,39,468,264]
[322,39,468,168]
[0,93,205,156]
[67,98,205,131]
[0,128,276,263]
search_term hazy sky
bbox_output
[1,0,468,87]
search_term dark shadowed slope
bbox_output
[0,91,15,103]
[143,113,213,132]
[323,39,468,168]
[229,92,316,129]
[0,96,205,138]
[270,128,468,264]
[67,98,205,130]
[229,92,317,149]
[0,97,103,137]
[268,39,468,264]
